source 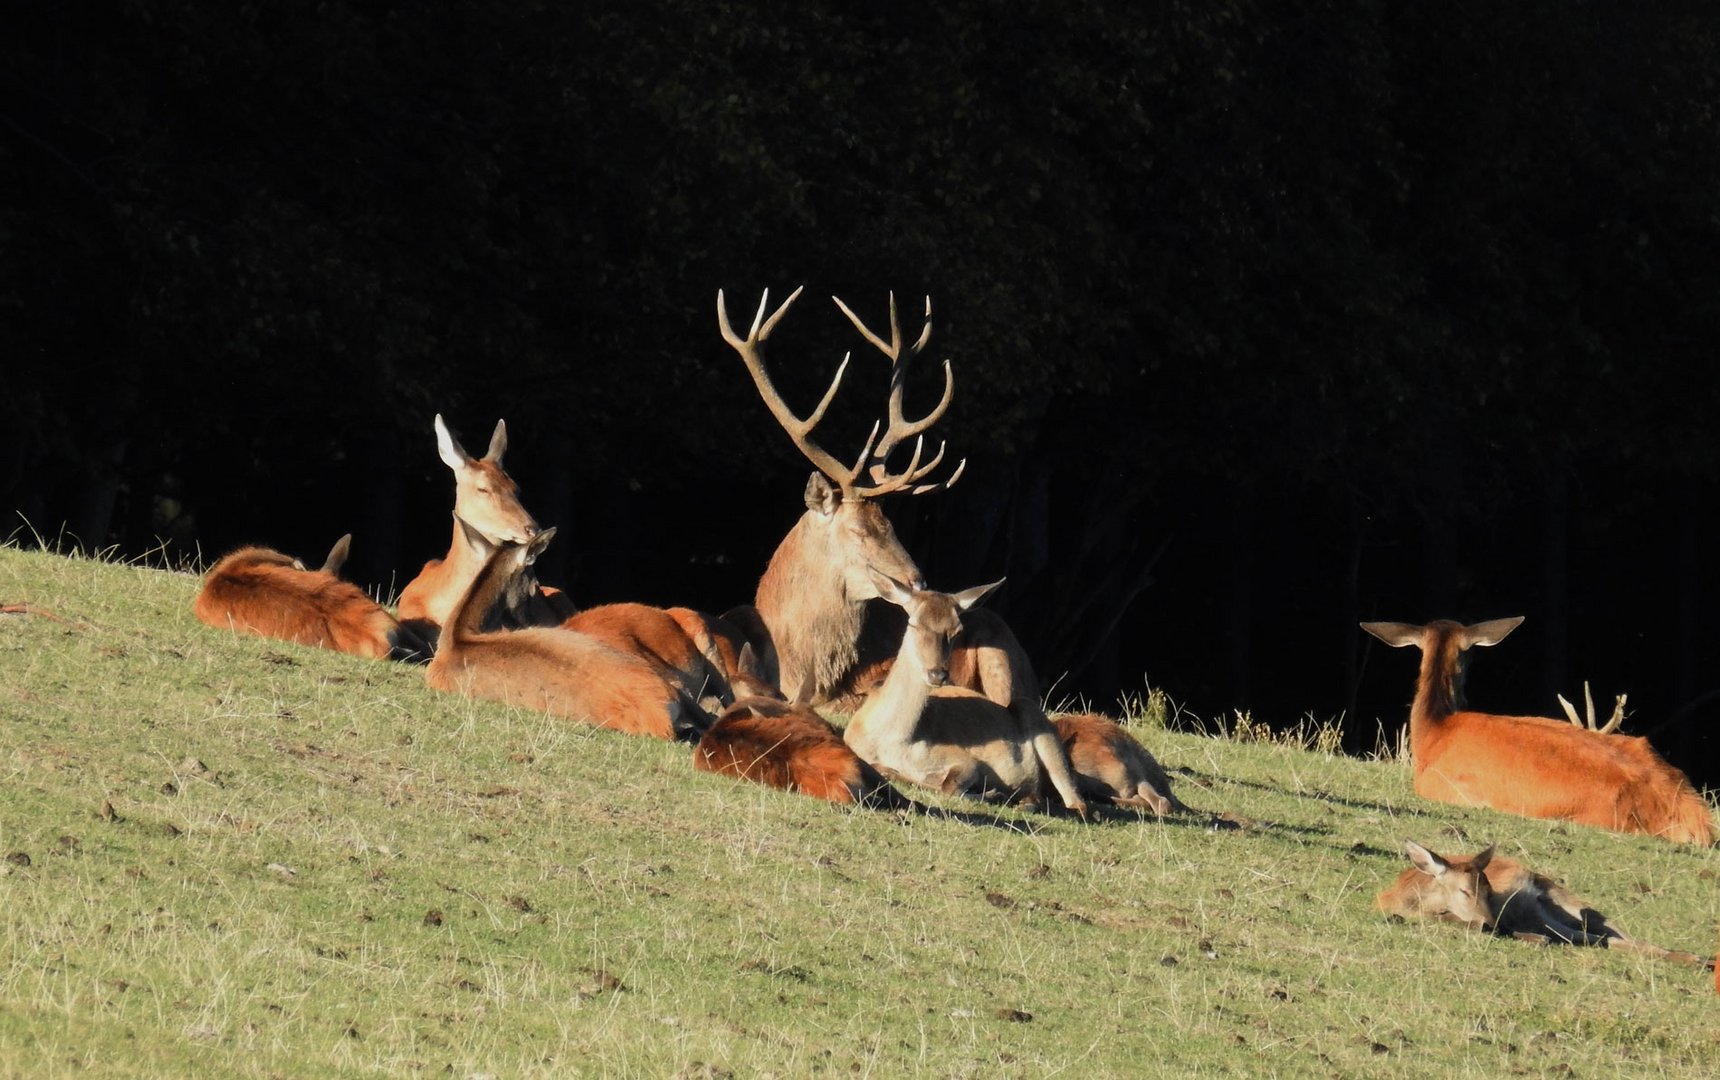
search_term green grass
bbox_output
[1,544,1717,1078]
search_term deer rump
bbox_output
[194,545,409,660]
[693,697,916,810]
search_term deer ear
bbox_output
[318,534,353,576]
[953,577,1005,611]
[1464,617,1524,649]
[1404,840,1448,877]
[435,414,470,470]
[524,526,556,565]
[803,473,840,516]
[1361,622,1424,648]
[866,567,914,607]
[456,514,496,561]
[1470,845,1495,872]
[485,419,508,464]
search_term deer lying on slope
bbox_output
[563,603,734,715]
[1377,840,1712,967]
[424,522,709,742]
[397,414,571,642]
[842,571,1088,815]
[693,645,921,810]
[195,535,428,661]
[1361,618,1713,845]
[1050,712,1191,815]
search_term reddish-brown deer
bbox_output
[1361,618,1713,845]
[397,414,569,642]
[1377,840,1712,966]
[195,535,427,660]
[693,645,920,809]
[1050,712,1190,815]
[563,602,733,714]
[424,523,709,742]
[842,570,1088,815]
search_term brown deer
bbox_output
[718,287,961,706]
[195,535,428,660]
[693,645,920,810]
[1361,618,1713,845]
[563,603,733,714]
[397,414,570,642]
[1377,840,1712,967]
[842,570,1088,815]
[1049,712,1191,815]
[424,522,709,742]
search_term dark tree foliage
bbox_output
[5,2,1720,779]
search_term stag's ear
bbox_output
[952,578,1005,611]
[1404,840,1449,877]
[485,419,508,464]
[1361,622,1424,648]
[1463,617,1524,649]
[803,473,841,516]
[318,534,353,577]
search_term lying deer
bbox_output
[693,645,920,810]
[397,414,571,642]
[195,534,427,661]
[424,522,708,742]
[1360,618,1713,845]
[1377,840,1711,967]
[563,602,733,714]
[1050,712,1191,815]
[842,570,1088,815]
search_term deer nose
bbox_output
[926,666,949,687]
[910,576,927,591]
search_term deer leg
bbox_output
[1028,726,1089,818]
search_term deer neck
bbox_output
[1410,634,1466,745]
[860,627,938,741]
[440,545,519,654]
[755,513,867,702]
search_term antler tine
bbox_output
[1601,692,1628,735]
[831,292,962,497]
[1557,692,1582,728]
[718,286,861,494]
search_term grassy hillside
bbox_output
[1,545,1716,1079]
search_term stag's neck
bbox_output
[755,514,865,703]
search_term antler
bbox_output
[831,292,965,497]
[718,286,875,496]
[719,286,965,500]
[1557,681,1627,734]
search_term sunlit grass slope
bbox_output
[1,545,1716,1078]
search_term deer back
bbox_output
[195,538,413,661]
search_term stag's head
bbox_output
[434,414,540,545]
[719,287,965,601]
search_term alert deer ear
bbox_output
[1360,622,1424,648]
[434,413,470,470]
[318,534,353,577]
[485,419,508,464]
[1470,845,1495,872]
[803,473,841,516]
[1464,617,1524,649]
[953,578,1005,611]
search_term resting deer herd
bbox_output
[187,286,1720,984]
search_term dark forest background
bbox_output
[6,3,1720,783]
